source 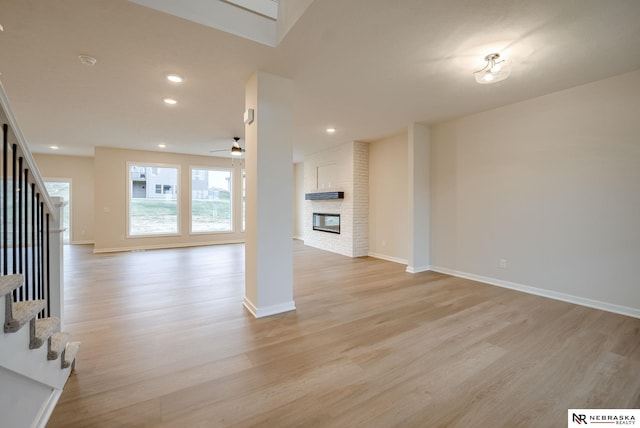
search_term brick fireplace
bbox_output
[303,141,368,257]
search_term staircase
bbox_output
[1,280,80,428]
[1,80,78,427]
[2,274,79,369]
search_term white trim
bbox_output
[126,162,181,238]
[367,252,408,265]
[93,239,245,254]
[406,265,431,274]
[70,239,95,245]
[243,297,296,318]
[430,265,640,319]
[33,388,63,428]
[189,165,235,234]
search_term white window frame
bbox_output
[189,166,234,234]
[127,161,181,238]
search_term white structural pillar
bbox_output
[243,71,296,318]
[406,123,431,273]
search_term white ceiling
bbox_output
[1,0,639,162]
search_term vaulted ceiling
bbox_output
[1,0,639,162]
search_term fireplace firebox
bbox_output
[313,213,340,234]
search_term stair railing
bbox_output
[0,80,65,327]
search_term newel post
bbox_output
[48,196,66,329]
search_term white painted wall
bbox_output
[293,162,305,239]
[277,0,315,44]
[368,132,408,263]
[430,69,640,315]
[0,368,55,428]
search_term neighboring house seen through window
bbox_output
[191,167,232,233]
[128,163,179,236]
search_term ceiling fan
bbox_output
[210,137,245,156]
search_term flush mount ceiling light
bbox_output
[49,145,59,150]
[163,98,177,105]
[157,143,166,148]
[474,53,511,84]
[166,74,183,83]
[78,55,97,66]
[326,127,336,134]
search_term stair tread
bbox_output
[48,331,70,360]
[0,274,24,296]
[4,300,46,333]
[31,317,60,349]
[62,341,81,369]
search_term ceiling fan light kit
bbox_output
[210,137,245,157]
[474,53,511,84]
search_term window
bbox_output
[128,163,179,236]
[191,167,232,233]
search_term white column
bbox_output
[48,196,66,329]
[243,71,295,318]
[406,123,430,273]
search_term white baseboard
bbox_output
[367,252,408,265]
[34,388,63,428]
[93,239,245,254]
[430,265,640,319]
[243,297,296,318]
[406,265,431,274]
[70,239,94,245]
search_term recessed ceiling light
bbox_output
[157,143,166,148]
[166,74,183,83]
[49,145,59,150]
[163,98,177,105]
[326,127,336,134]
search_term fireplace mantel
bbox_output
[305,191,344,200]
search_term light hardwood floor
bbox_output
[48,241,639,427]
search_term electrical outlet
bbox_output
[499,258,507,269]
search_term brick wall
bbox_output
[303,142,369,257]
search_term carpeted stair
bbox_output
[1,273,80,370]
